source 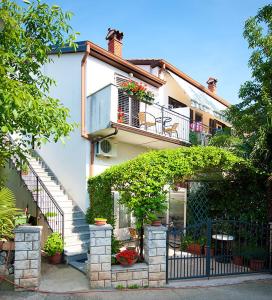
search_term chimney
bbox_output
[206,77,217,93]
[106,28,124,57]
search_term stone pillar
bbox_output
[144,225,167,287]
[14,226,42,290]
[89,224,112,288]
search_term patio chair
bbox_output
[128,227,140,252]
[138,112,157,132]
[164,122,179,138]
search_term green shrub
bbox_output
[0,187,21,239]
[44,232,64,256]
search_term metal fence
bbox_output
[166,219,272,281]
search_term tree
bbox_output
[214,4,272,221]
[0,0,78,169]
[227,4,272,172]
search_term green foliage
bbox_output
[111,236,122,255]
[44,212,57,218]
[88,146,246,228]
[206,169,267,222]
[14,214,27,226]
[0,0,78,170]
[180,235,194,251]
[226,4,272,173]
[115,284,125,290]
[128,284,139,289]
[243,246,267,260]
[0,187,21,239]
[44,232,64,256]
[86,177,115,227]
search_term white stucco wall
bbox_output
[38,53,90,212]
[93,141,148,176]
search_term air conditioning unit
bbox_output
[96,139,117,157]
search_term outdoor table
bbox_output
[212,234,234,263]
[156,116,172,133]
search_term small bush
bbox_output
[44,232,64,256]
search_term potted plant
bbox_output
[44,212,57,222]
[21,163,29,175]
[120,80,155,105]
[44,232,64,264]
[232,245,246,266]
[180,235,194,252]
[151,219,161,226]
[117,108,124,123]
[94,218,107,226]
[115,248,138,266]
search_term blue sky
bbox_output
[45,0,269,104]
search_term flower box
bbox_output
[116,249,138,266]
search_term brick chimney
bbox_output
[206,77,217,93]
[106,28,124,57]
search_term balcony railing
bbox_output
[89,84,191,144]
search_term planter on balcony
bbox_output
[120,81,155,105]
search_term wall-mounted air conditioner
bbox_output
[96,139,117,157]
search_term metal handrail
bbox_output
[8,136,64,238]
[22,158,64,238]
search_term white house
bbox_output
[10,29,231,261]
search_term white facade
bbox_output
[38,46,229,215]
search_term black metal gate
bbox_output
[166,220,272,281]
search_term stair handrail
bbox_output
[8,136,64,238]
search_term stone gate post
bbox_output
[88,224,112,288]
[144,225,167,287]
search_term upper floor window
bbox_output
[168,97,187,109]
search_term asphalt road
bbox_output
[1,280,272,300]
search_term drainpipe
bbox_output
[81,42,91,139]
[89,127,119,177]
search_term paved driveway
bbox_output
[1,279,272,300]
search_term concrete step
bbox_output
[64,211,85,220]
[68,260,87,274]
[64,243,89,253]
[64,231,90,242]
[64,250,88,263]
[64,238,89,247]
[64,224,90,234]
[63,217,87,225]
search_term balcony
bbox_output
[189,122,224,146]
[88,84,191,148]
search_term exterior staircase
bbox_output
[18,153,89,268]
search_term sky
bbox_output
[44,0,270,104]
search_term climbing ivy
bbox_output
[86,146,253,226]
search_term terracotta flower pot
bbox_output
[2,241,15,251]
[187,243,202,255]
[249,259,265,271]
[48,252,62,264]
[151,220,161,227]
[233,255,243,266]
[0,240,5,250]
[95,219,107,226]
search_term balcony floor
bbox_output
[89,122,190,150]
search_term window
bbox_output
[195,112,203,123]
[168,97,187,109]
[118,203,131,229]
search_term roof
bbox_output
[127,59,231,107]
[50,42,164,88]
